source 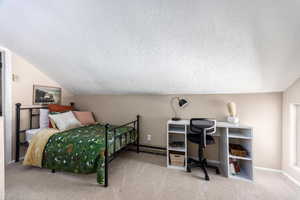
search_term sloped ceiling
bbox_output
[0,0,300,94]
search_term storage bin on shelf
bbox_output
[169,153,185,166]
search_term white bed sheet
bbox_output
[25,129,41,143]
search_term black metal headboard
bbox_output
[15,102,75,162]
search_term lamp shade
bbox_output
[178,98,188,108]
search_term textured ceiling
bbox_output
[0,0,300,94]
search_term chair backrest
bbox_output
[190,118,216,134]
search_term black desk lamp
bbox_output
[171,97,189,121]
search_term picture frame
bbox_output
[33,85,62,105]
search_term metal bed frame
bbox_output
[15,102,140,187]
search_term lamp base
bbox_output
[227,116,239,124]
[171,117,181,121]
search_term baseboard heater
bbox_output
[129,144,166,156]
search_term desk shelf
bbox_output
[169,146,185,152]
[167,165,186,171]
[228,131,253,181]
[168,131,185,134]
[229,133,252,139]
[168,124,185,134]
[167,122,187,171]
[230,169,252,182]
[229,159,253,181]
[229,154,252,161]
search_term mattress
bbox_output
[25,129,41,143]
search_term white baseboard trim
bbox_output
[254,166,282,173]
[255,166,300,187]
[8,157,24,165]
[8,160,14,165]
[282,172,300,187]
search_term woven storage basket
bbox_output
[170,153,185,166]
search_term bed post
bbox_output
[136,115,140,153]
[29,108,33,129]
[15,103,21,162]
[113,129,116,157]
[104,124,109,187]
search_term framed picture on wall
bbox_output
[33,85,62,105]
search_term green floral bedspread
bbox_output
[42,124,136,185]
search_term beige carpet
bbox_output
[5,152,300,200]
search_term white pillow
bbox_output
[39,109,49,129]
[48,111,82,131]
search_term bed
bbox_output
[15,103,140,187]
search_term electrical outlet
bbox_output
[147,134,152,141]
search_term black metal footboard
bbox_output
[104,115,140,187]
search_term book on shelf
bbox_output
[229,143,248,157]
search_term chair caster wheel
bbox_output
[205,176,210,181]
[187,166,191,173]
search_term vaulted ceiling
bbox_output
[0,0,300,94]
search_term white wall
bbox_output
[0,117,5,200]
[282,78,300,183]
[75,92,283,169]
[10,53,74,161]
[296,106,300,167]
[0,48,12,164]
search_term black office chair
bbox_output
[187,118,220,181]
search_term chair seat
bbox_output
[188,134,215,145]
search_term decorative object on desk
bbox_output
[227,102,239,124]
[33,85,62,105]
[170,97,189,121]
[229,143,248,157]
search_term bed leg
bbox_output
[15,103,21,162]
[104,124,109,187]
[136,115,140,154]
[51,169,56,173]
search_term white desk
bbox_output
[167,120,253,181]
